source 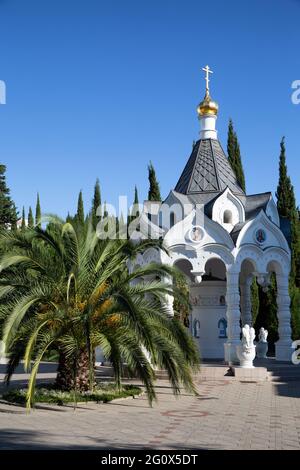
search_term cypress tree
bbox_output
[35,193,41,228]
[228,121,252,312]
[227,119,236,167]
[251,278,259,324]
[128,185,140,229]
[91,179,101,229]
[66,212,73,224]
[21,206,26,231]
[254,274,279,351]
[290,286,300,339]
[276,137,296,217]
[227,119,246,192]
[275,137,300,339]
[0,164,18,229]
[148,162,161,201]
[76,190,85,226]
[10,202,18,230]
[28,206,34,228]
[132,185,139,217]
[133,185,139,206]
[276,137,300,286]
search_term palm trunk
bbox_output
[55,349,92,392]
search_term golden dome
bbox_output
[197,90,219,116]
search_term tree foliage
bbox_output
[21,207,26,231]
[76,190,85,227]
[172,271,191,328]
[0,164,18,229]
[35,193,41,228]
[227,119,246,192]
[148,162,161,201]
[254,274,278,351]
[275,137,300,338]
[0,219,199,409]
[28,207,34,229]
[91,179,101,229]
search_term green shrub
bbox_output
[2,383,142,406]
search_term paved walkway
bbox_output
[0,363,300,450]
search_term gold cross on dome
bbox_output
[202,65,213,92]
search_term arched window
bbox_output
[218,318,227,338]
[193,319,200,338]
[223,210,232,224]
[170,212,176,228]
[158,212,163,227]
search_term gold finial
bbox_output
[197,65,218,116]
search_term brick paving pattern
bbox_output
[0,371,300,450]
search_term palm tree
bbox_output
[0,218,199,409]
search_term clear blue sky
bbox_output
[0,0,299,218]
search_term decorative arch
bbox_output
[201,244,235,269]
[204,257,227,281]
[263,247,291,276]
[169,244,198,263]
[143,247,162,265]
[173,258,194,281]
[234,245,264,273]
[235,210,290,252]
[212,187,245,232]
[234,245,290,278]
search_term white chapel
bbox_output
[134,66,292,364]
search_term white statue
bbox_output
[241,324,256,348]
[258,327,268,343]
[256,327,268,358]
[236,324,256,368]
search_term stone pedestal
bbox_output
[256,341,268,358]
[236,344,256,368]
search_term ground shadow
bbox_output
[0,428,220,450]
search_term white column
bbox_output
[275,274,292,361]
[163,274,174,317]
[240,276,253,326]
[0,340,7,364]
[224,270,241,364]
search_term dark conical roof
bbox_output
[174,139,245,195]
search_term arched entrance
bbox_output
[177,257,227,359]
[225,248,292,363]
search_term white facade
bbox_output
[133,79,292,363]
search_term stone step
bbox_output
[155,366,233,380]
[94,363,300,383]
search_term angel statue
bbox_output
[256,327,268,358]
[241,324,256,348]
[236,324,256,368]
[258,327,268,343]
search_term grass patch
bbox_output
[2,383,142,406]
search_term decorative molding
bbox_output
[190,294,226,307]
